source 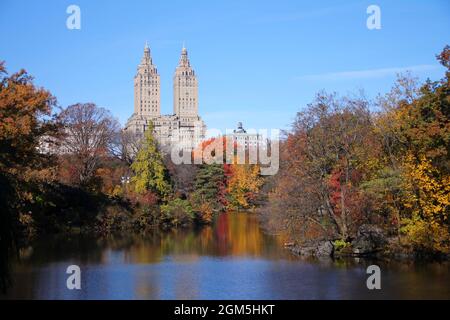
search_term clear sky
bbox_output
[0,0,449,132]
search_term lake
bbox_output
[1,212,449,299]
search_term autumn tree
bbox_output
[362,47,450,254]
[163,153,198,197]
[58,103,120,188]
[0,61,60,292]
[118,129,142,165]
[264,93,377,242]
[401,154,450,253]
[264,46,450,256]
[227,163,263,210]
[395,47,450,254]
[0,61,60,176]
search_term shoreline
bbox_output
[286,241,450,262]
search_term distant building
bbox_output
[38,128,102,155]
[38,135,59,154]
[227,122,264,149]
[124,43,206,153]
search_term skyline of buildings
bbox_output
[124,43,206,152]
[124,43,267,153]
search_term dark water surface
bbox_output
[2,213,449,299]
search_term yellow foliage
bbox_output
[227,164,263,209]
[196,202,214,223]
[110,185,123,197]
[400,153,450,253]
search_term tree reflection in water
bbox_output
[1,212,450,299]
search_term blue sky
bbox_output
[0,0,449,132]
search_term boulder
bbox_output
[291,240,334,257]
[352,224,387,255]
[316,240,334,257]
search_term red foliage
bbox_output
[126,190,159,207]
[328,168,365,230]
[140,191,159,206]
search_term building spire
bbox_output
[141,41,152,65]
[179,44,189,67]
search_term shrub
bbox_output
[194,202,214,224]
[160,198,194,227]
[333,239,351,251]
[132,205,160,230]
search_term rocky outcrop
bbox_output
[351,224,387,255]
[290,240,334,257]
[288,225,389,258]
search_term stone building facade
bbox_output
[124,43,206,152]
[228,122,264,149]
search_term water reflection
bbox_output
[1,213,449,299]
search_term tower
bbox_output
[125,43,206,155]
[173,46,198,117]
[134,42,161,117]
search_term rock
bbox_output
[317,241,334,257]
[290,240,333,257]
[352,224,387,255]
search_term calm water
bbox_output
[1,213,449,300]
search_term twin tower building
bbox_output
[124,43,206,151]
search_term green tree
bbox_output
[130,123,171,200]
[191,164,227,212]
